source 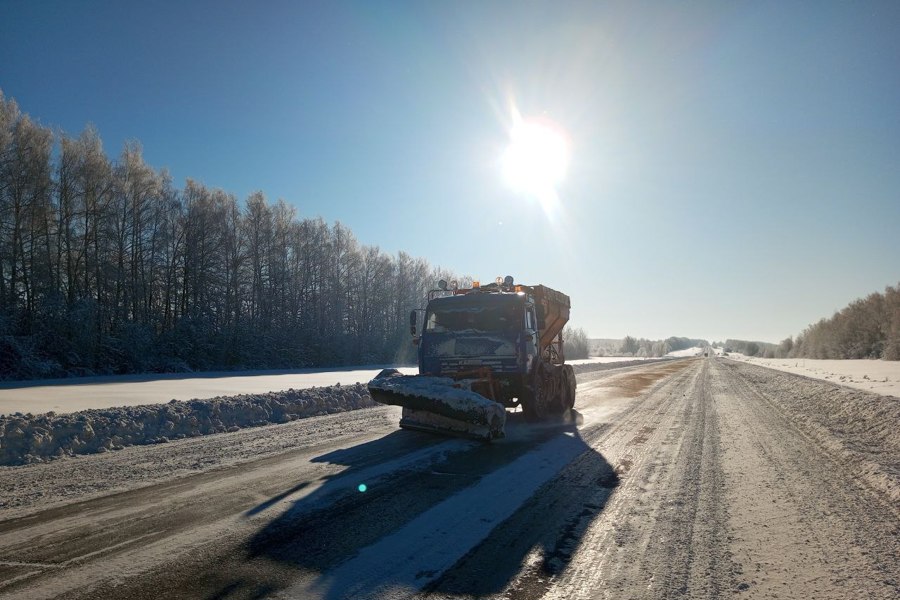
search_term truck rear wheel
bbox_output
[562,364,576,410]
[522,361,566,422]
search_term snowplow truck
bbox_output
[367,276,576,440]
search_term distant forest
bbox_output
[614,336,709,358]
[0,91,591,380]
[727,283,900,360]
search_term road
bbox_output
[1,357,897,599]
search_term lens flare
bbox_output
[358,483,367,493]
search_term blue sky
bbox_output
[2,0,898,343]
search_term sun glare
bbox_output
[501,113,570,204]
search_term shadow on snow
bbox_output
[207,412,617,599]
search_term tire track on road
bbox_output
[426,359,702,599]
[717,359,899,600]
[535,357,738,600]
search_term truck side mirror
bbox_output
[410,310,417,336]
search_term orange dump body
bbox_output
[530,285,571,364]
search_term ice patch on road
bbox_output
[246,438,478,518]
[278,431,591,600]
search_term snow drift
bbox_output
[0,383,374,466]
[723,360,900,503]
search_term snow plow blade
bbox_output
[367,369,506,441]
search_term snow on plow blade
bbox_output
[367,369,506,441]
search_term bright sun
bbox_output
[501,113,570,201]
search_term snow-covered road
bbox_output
[1,357,896,600]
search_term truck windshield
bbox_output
[425,303,520,334]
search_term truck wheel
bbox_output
[522,362,550,422]
[562,365,576,410]
[523,362,566,422]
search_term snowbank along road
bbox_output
[0,356,898,599]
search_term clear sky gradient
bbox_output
[2,1,898,343]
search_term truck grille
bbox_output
[439,358,518,374]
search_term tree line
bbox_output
[723,339,778,358]
[0,90,464,379]
[726,283,900,360]
[618,336,709,358]
[789,284,900,360]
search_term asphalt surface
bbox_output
[1,357,897,599]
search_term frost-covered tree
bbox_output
[777,337,793,358]
[0,89,475,379]
[563,326,590,360]
[620,335,639,356]
[784,283,899,360]
[651,340,671,357]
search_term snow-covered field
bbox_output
[725,354,900,398]
[0,366,417,416]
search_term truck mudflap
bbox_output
[367,369,506,440]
